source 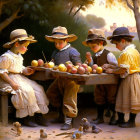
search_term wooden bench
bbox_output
[0,89,11,126]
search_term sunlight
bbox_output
[81,0,136,31]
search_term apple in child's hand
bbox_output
[48,62,55,68]
[31,60,38,67]
[92,64,98,70]
[96,67,103,74]
[77,66,85,74]
[38,59,44,67]
[71,67,77,74]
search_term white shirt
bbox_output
[89,49,118,66]
[0,50,25,74]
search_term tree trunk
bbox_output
[0,8,20,32]
[133,0,140,41]
[73,5,83,17]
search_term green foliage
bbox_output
[85,14,106,28]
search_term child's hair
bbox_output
[11,40,29,48]
[87,39,102,45]
[111,36,133,44]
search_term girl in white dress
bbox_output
[0,29,49,127]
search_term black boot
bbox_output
[119,113,136,128]
[91,104,104,124]
[22,116,38,127]
[35,113,48,126]
[109,104,117,125]
[61,116,72,130]
[51,108,64,123]
[116,112,125,125]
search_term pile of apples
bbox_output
[31,59,103,74]
[54,61,103,74]
[31,59,55,68]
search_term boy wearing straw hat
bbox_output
[82,28,118,125]
[102,27,140,128]
[45,26,82,130]
[0,29,49,127]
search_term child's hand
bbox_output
[10,81,19,90]
[102,64,110,70]
[23,67,35,75]
[86,52,92,63]
[105,68,113,74]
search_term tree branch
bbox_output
[0,8,21,32]
[73,5,83,17]
[125,0,134,11]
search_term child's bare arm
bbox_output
[0,73,19,90]
[105,67,127,74]
[22,67,35,75]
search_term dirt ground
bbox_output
[0,107,140,140]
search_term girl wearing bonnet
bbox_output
[0,29,49,127]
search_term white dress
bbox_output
[0,50,49,118]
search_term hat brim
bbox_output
[107,34,134,40]
[45,34,77,42]
[82,38,107,47]
[3,36,37,48]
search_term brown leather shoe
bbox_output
[60,123,72,130]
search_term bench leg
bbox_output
[1,95,8,126]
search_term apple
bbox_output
[96,67,103,74]
[87,66,92,73]
[66,63,73,71]
[92,69,97,74]
[92,64,98,70]
[82,63,88,69]
[58,64,67,72]
[65,61,72,66]
[53,65,58,70]
[77,66,85,74]
[38,59,44,67]
[44,62,48,68]
[71,67,77,74]
[31,60,38,67]
[48,62,55,68]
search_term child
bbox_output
[103,27,140,128]
[82,29,118,125]
[45,26,82,130]
[0,29,49,127]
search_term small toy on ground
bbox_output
[80,118,91,132]
[92,124,102,134]
[13,122,22,136]
[72,126,83,139]
[80,118,102,134]
[40,129,47,139]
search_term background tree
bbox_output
[85,14,106,28]
[0,0,48,32]
[67,0,95,17]
[106,0,140,41]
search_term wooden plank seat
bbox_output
[0,89,12,126]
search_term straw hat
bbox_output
[107,27,134,40]
[82,29,107,47]
[45,26,77,42]
[3,29,37,48]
